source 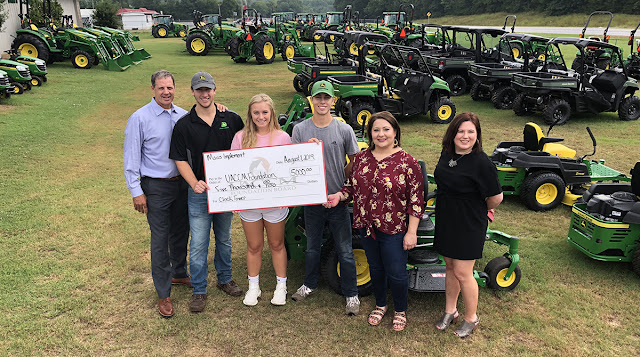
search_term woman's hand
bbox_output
[324,193,343,208]
[403,231,417,250]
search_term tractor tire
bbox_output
[618,95,640,121]
[30,76,43,87]
[543,98,571,125]
[430,97,456,124]
[281,41,296,61]
[12,34,51,63]
[484,256,521,291]
[513,92,534,116]
[445,74,467,96]
[151,27,159,38]
[12,82,25,95]
[571,56,584,71]
[309,26,320,41]
[520,171,565,211]
[254,35,276,65]
[333,38,344,52]
[186,32,210,56]
[227,36,241,58]
[347,40,359,57]
[178,29,187,38]
[510,42,524,59]
[302,78,314,96]
[71,50,94,69]
[491,85,518,110]
[293,74,304,92]
[313,27,323,41]
[596,57,611,70]
[470,81,491,101]
[632,244,640,277]
[156,25,169,38]
[321,234,373,297]
[350,101,375,131]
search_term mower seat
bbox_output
[418,160,435,232]
[584,162,640,224]
[522,122,576,158]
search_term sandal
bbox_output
[368,306,387,326]
[454,317,479,338]
[435,310,459,331]
[392,311,407,331]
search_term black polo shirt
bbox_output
[169,104,244,181]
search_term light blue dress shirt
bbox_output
[124,98,188,197]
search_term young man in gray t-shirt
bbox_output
[291,80,361,315]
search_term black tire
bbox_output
[178,29,187,38]
[430,97,456,124]
[30,76,43,87]
[281,41,296,61]
[321,235,373,297]
[42,75,47,83]
[151,26,159,38]
[596,57,611,70]
[513,92,533,116]
[24,81,32,91]
[407,38,423,48]
[484,256,521,291]
[510,42,524,59]
[543,98,571,125]
[12,82,25,95]
[445,74,467,96]
[491,86,518,110]
[12,34,51,63]
[302,78,314,96]
[571,56,584,71]
[350,101,375,131]
[293,74,304,92]
[186,32,210,56]
[618,95,640,121]
[309,26,320,41]
[156,24,169,38]
[470,81,491,101]
[520,171,565,211]
[0,90,10,99]
[227,36,241,58]
[71,50,94,69]
[426,191,436,207]
[254,35,276,64]
[632,244,640,277]
[333,38,344,52]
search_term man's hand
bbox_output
[133,194,147,214]
[192,180,210,194]
[215,103,228,112]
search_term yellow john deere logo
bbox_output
[580,220,586,228]
[320,83,326,87]
[199,75,206,80]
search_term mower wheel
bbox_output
[632,244,640,277]
[71,50,94,69]
[510,43,524,59]
[30,76,43,87]
[492,86,517,109]
[430,97,456,124]
[484,256,521,291]
[445,74,467,96]
[321,234,373,297]
[513,92,534,116]
[470,81,491,101]
[543,98,571,125]
[254,36,276,65]
[618,95,640,121]
[12,83,24,95]
[24,81,32,91]
[281,41,296,61]
[521,171,565,211]
[157,25,169,38]
[41,75,47,83]
[0,90,10,99]
[293,74,304,92]
[13,34,50,63]
[426,192,436,207]
[350,101,375,131]
[186,32,210,56]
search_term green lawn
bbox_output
[1,31,639,356]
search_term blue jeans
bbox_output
[360,228,408,312]
[303,204,358,297]
[188,188,234,295]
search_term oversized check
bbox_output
[203,142,327,213]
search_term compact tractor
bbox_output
[185,11,241,56]
[152,14,188,38]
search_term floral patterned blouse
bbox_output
[340,149,425,237]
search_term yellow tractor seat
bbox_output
[522,122,576,158]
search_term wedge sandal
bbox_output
[435,310,459,331]
[454,317,479,338]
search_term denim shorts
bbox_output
[238,207,289,223]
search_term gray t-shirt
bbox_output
[292,118,359,194]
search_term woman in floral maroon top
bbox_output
[326,111,424,331]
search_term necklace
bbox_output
[448,153,467,167]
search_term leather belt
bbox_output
[151,175,182,181]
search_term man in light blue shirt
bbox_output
[124,70,190,318]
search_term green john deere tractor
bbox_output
[0,70,16,100]
[0,59,33,95]
[8,51,48,87]
[152,14,188,38]
[184,11,241,56]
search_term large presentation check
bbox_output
[203,142,327,213]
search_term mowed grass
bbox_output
[1,30,640,356]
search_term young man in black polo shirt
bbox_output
[169,72,245,312]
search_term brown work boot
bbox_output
[189,294,207,312]
[216,280,243,297]
[172,276,192,288]
[158,297,174,318]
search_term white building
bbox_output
[117,8,158,30]
[0,0,81,53]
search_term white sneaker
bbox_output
[345,295,360,315]
[243,282,261,306]
[270,282,287,306]
[291,284,315,301]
